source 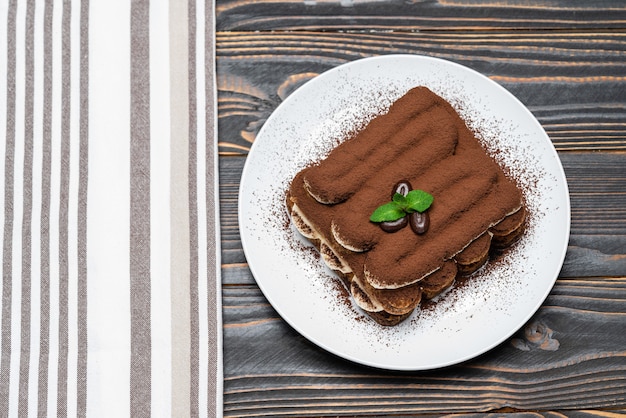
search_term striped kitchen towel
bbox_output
[0,0,222,417]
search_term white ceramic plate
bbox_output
[238,55,570,370]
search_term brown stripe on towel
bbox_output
[18,1,36,415]
[130,0,152,416]
[1,0,17,415]
[77,0,90,416]
[38,0,54,415]
[57,0,73,414]
[205,1,220,414]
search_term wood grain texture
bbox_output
[216,0,626,31]
[220,150,626,416]
[222,279,626,416]
[217,31,626,156]
[216,10,626,416]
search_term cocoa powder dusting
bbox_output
[263,74,555,336]
[291,86,524,291]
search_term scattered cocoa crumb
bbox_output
[252,74,556,356]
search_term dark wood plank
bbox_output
[217,31,626,156]
[216,0,626,31]
[217,26,626,417]
[222,277,626,416]
[560,152,626,237]
[219,149,626,411]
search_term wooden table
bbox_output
[216,1,626,416]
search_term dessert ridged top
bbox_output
[291,86,523,289]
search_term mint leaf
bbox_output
[370,187,434,226]
[392,192,407,206]
[405,189,434,213]
[370,202,406,222]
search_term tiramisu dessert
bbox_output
[286,86,526,326]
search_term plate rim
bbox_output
[238,54,571,371]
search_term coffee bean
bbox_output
[380,216,408,233]
[409,211,430,234]
[392,180,412,199]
